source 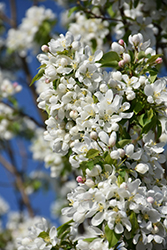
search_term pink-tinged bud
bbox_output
[155,57,163,64]
[41,45,49,52]
[118,39,125,46]
[45,78,50,84]
[152,225,159,234]
[118,60,125,67]
[76,176,85,183]
[70,110,78,119]
[147,196,154,204]
[90,131,98,140]
[13,82,18,87]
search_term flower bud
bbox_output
[123,53,131,63]
[152,225,159,234]
[86,164,102,177]
[117,148,125,158]
[129,33,143,46]
[41,45,49,52]
[147,196,154,204]
[111,42,124,54]
[112,71,122,81]
[155,57,163,64]
[60,58,68,67]
[110,150,120,159]
[111,122,119,131]
[76,176,85,183]
[72,41,81,50]
[22,237,32,245]
[118,39,125,47]
[70,110,78,119]
[118,60,125,67]
[85,179,95,188]
[108,132,116,147]
[100,83,108,93]
[45,78,50,84]
[90,131,98,140]
[135,163,149,174]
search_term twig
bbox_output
[10,0,17,28]
[0,154,34,217]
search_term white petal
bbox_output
[49,226,57,238]
[115,223,124,234]
[91,212,104,226]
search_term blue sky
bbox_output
[0,0,66,227]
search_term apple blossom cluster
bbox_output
[30,127,65,177]
[7,6,56,56]
[17,217,60,250]
[5,213,44,250]
[0,70,22,99]
[25,31,167,249]
[0,70,24,140]
[68,10,110,50]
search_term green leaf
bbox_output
[57,220,73,237]
[138,113,145,127]
[138,51,146,60]
[149,69,158,83]
[86,149,100,159]
[91,38,97,52]
[146,109,154,121]
[93,94,98,103]
[83,238,97,242]
[138,109,153,128]
[104,153,113,165]
[156,119,162,139]
[107,6,115,17]
[117,175,124,185]
[30,68,45,86]
[53,78,60,90]
[105,225,121,248]
[68,6,79,17]
[98,51,120,68]
[33,180,41,191]
[100,61,118,68]
[38,231,49,239]
[129,211,139,235]
[117,139,131,148]
[133,101,143,115]
[134,0,140,8]
[142,116,157,135]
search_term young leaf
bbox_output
[117,139,131,148]
[129,211,139,235]
[133,101,143,114]
[83,238,97,242]
[68,6,79,17]
[57,220,73,237]
[86,149,100,159]
[105,225,121,248]
[30,68,45,86]
[138,51,146,60]
[38,231,49,239]
[156,119,162,139]
[98,51,120,68]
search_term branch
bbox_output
[0,154,34,217]
[0,101,45,128]
[10,0,17,28]
[20,56,47,123]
